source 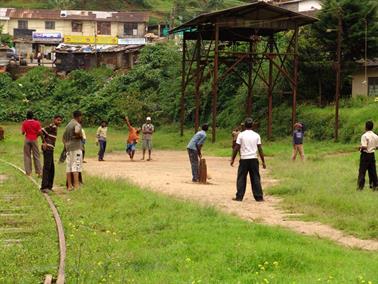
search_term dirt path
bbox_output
[84,151,378,251]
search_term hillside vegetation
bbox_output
[0,42,377,144]
[0,0,247,16]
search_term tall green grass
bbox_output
[258,97,378,142]
[0,164,58,283]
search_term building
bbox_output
[260,0,321,15]
[0,8,149,58]
[278,0,321,14]
[54,44,143,73]
[352,60,378,97]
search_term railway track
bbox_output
[0,159,66,284]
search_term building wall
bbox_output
[281,2,299,12]
[352,69,378,97]
[0,20,9,33]
[279,0,321,13]
[298,0,321,12]
[116,22,146,38]
[5,18,146,38]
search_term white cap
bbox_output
[146,117,151,121]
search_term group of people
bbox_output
[21,111,155,192]
[20,108,377,198]
[22,110,85,192]
[186,118,266,201]
[94,116,155,162]
[186,118,378,203]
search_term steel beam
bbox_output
[212,24,219,143]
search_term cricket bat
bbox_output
[199,158,207,184]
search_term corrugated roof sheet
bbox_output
[170,1,317,34]
[5,8,148,22]
[55,43,144,53]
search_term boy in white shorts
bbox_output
[63,110,83,191]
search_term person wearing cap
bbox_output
[292,122,305,161]
[231,117,266,202]
[187,123,209,182]
[141,117,155,161]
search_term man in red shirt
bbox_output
[21,111,42,176]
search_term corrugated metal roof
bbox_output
[5,8,148,22]
[55,43,144,53]
[170,1,317,34]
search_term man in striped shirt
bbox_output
[40,115,63,193]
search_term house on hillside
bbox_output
[352,60,378,97]
[0,8,148,59]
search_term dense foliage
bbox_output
[298,0,378,103]
[0,43,182,127]
[1,41,377,143]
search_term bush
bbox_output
[1,41,377,145]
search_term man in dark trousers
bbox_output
[358,120,378,191]
[40,115,63,193]
[231,117,266,202]
[187,123,209,182]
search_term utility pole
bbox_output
[334,10,342,142]
[94,21,98,67]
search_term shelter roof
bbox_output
[170,1,317,41]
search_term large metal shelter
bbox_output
[170,1,317,141]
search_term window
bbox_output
[124,23,138,36]
[97,21,111,35]
[18,20,28,29]
[368,77,378,97]
[45,21,55,30]
[72,21,83,32]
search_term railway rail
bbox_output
[0,159,66,284]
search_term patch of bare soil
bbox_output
[0,174,7,184]
[84,151,378,251]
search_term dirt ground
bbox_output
[0,174,7,184]
[84,151,378,251]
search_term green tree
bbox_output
[48,0,77,9]
[314,0,378,62]
[0,24,13,47]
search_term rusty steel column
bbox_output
[211,24,219,143]
[194,32,202,133]
[180,35,187,136]
[292,26,299,132]
[246,40,253,116]
[267,35,274,140]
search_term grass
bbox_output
[0,163,58,283]
[54,177,378,283]
[267,147,378,239]
[1,122,378,282]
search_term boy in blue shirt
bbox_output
[187,123,209,182]
[292,122,305,161]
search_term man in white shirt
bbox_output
[231,118,266,202]
[358,120,378,191]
